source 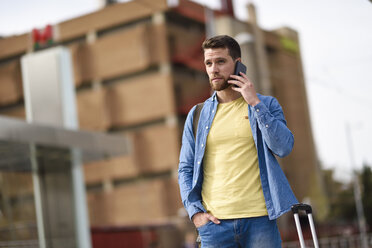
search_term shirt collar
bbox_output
[212,91,217,101]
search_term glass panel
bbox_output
[0,171,38,246]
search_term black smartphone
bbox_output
[234,61,247,76]
[232,61,247,87]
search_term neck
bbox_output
[216,87,241,103]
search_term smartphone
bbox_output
[234,61,247,76]
[232,61,246,87]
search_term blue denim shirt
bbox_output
[178,92,298,220]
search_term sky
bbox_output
[231,0,372,182]
[1,0,372,181]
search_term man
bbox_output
[178,35,298,247]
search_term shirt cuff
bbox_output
[187,202,206,220]
[252,102,271,128]
[252,101,270,117]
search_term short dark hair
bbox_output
[202,35,241,60]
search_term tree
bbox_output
[361,164,372,229]
[322,169,356,223]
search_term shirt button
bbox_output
[265,124,269,128]
[201,144,204,147]
[212,110,215,113]
[197,161,201,164]
[206,126,209,129]
[256,109,260,112]
[194,180,197,183]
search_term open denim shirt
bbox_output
[178,92,298,220]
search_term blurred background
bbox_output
[0,0,371,247]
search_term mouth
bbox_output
[211,77,223,82]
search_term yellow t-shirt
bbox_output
[202,97,267,219]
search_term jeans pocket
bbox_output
[196,220,212,231]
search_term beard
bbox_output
[209,76,230,91]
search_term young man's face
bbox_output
[204,47,236,91]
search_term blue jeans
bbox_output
[197,216,281,248]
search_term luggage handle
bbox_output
[291,204,319,248]
[291,203,312,214]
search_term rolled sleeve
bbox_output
[187,201,206,220]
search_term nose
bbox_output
[211,63,219,73]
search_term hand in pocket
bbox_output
[192,212,220,228]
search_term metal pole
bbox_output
[30,144,47,248]
[307,213,319,248]
[293,213,306,248]
[345,123,368,248]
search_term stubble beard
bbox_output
[209,76,230,91]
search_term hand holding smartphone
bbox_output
[232,61,247,87]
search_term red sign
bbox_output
[32,25,53,49]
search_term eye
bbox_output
[205,61,212,66]
[217,59,225,64]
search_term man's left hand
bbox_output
[228,72,261,106]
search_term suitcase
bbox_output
[291,203,319,248]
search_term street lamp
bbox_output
[345,122,368,248]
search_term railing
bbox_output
[283,233,372,248]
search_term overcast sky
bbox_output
[1,0,372,181]
[230,0,372,182]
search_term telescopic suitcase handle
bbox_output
[291,203,312,214]
[291,204,319,248]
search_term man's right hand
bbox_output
[192,212,220,228]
